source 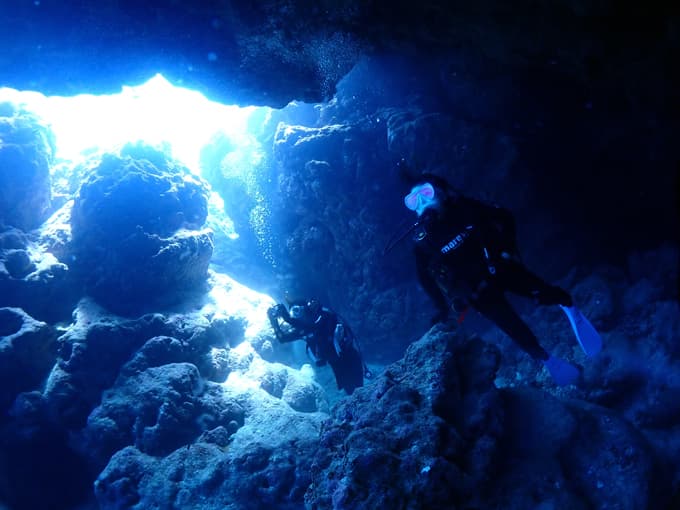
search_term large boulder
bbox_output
[0,102,54,231]
[268,117,429,358]
[41,274,265,431]
[94,341,329,510]
[305,325,668,509]
[69,145,213,315]
[81,362,246,469]
[306,327,504,509]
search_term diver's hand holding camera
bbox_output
[267,304,286,320]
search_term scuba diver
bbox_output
[398,162,601,386]
[267,298,370,395]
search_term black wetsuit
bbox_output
[270,306,365,394]
[414,195,572,361]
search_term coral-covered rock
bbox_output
[570,273,616,330]
[0,226,28,250]
[41,283,259,430]
[282,368,327,413]
[94,342,328,510]
[81,362,245,468]
[0,102,54,231]
[306,327,503,509]
[0,307,57,415]
[274,124,353,170]
[268,118,429,355]
[43,302,173,429]
[479,387,659,510]
[37,200,74,262]
[0,262,77,324]
[0,224,78,323]
[306,325,664,509]
[0,227,31,280]
[3,274,280,508]
[3,249,34,278]
[69,147,213,314]
[96,433,318,510]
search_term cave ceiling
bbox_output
[1,1,677,110]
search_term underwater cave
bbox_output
[0,1,679,509]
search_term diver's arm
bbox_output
[276,306,312,330]
[268,305,307,343]
[415,248,450,319]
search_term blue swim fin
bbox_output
[560,305,602,357]
[544,356,580,386]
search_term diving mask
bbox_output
[404,182,436,215]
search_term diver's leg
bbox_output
[472,289,549,361]
[497,259,572,306]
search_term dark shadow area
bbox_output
[0,424,95,510]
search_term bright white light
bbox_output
[0,73,266,172]
[204,271,276,340]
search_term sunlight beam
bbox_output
[0,73,265,173]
